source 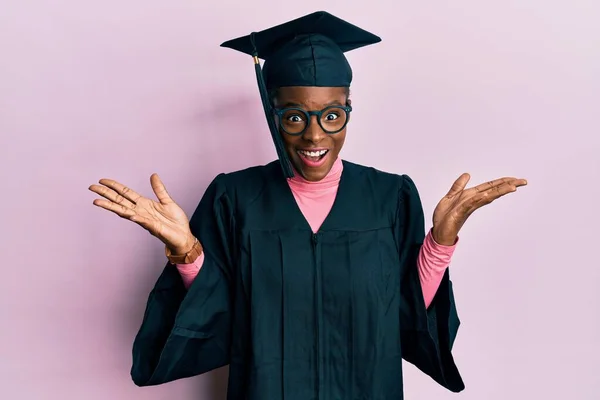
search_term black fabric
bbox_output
[221,11,381,90]
[130,160,465,399]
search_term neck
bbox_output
[288,158,343,190]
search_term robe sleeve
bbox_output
[396,174,465,392]
[130,174,235,386]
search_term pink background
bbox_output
[1,1,598,399]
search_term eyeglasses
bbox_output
[273,105,352,136]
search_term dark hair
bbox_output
[269,87,351,106]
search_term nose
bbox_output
[301,115,327,144]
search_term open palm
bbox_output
[432,173,528,245]
[89,173,194,253]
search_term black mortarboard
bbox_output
[221,11,381,178]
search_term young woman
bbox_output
[89,11,527,399]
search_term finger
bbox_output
[97,178,142,203]
[476,178,528,195]
[468,181,521,211]
[89,184,135,209]
[150,173,173,205]
[446,173,471,197]
[92,198,135,218]
[472,177,521,193]
[513,178,528,187]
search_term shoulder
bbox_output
[341,160,424,225]
[217,162,276,185]
[342,160,417,194]
[210,161,280,204]
[342,160,423,214]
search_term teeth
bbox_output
[299,150,328,157]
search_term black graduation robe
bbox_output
[130,160,465,399]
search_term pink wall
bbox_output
[1,1,598,399]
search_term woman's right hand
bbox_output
[89,173,196,254]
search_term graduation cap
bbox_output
[221,11,381,178]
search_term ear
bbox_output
[346,99,352,123]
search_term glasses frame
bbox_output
[272,104,353,136]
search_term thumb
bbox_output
[446,173,470,197]
[150,173,174,204]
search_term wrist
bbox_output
[431,227,457,246]
[165,235,203,265]
[169,234,197,256]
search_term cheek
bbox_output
[332,131,347,151]
[279,129,295,146]
[282,135,300,149]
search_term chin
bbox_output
[302,170,327,182]
[295,161,332,182]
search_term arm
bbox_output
[396,174,465,393]
[130,174,235,386]
[418,229,458,308]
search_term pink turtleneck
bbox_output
[175,158,457,308]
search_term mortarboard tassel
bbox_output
[250,33,295,179]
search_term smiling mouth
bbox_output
[297,149,329,162]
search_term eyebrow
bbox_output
[279,100,344,109]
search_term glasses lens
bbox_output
[280,109,308,135]
[319,107,348,133]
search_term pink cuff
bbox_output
[420,229,458,279]
[175,252,204,289]
[419,229,458,307]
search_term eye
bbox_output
[287,114,304,123]
[324,112,339,121]
[283,111,308,124]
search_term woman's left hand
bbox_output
[431,173,528,246]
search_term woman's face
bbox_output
[273,86,350,182]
